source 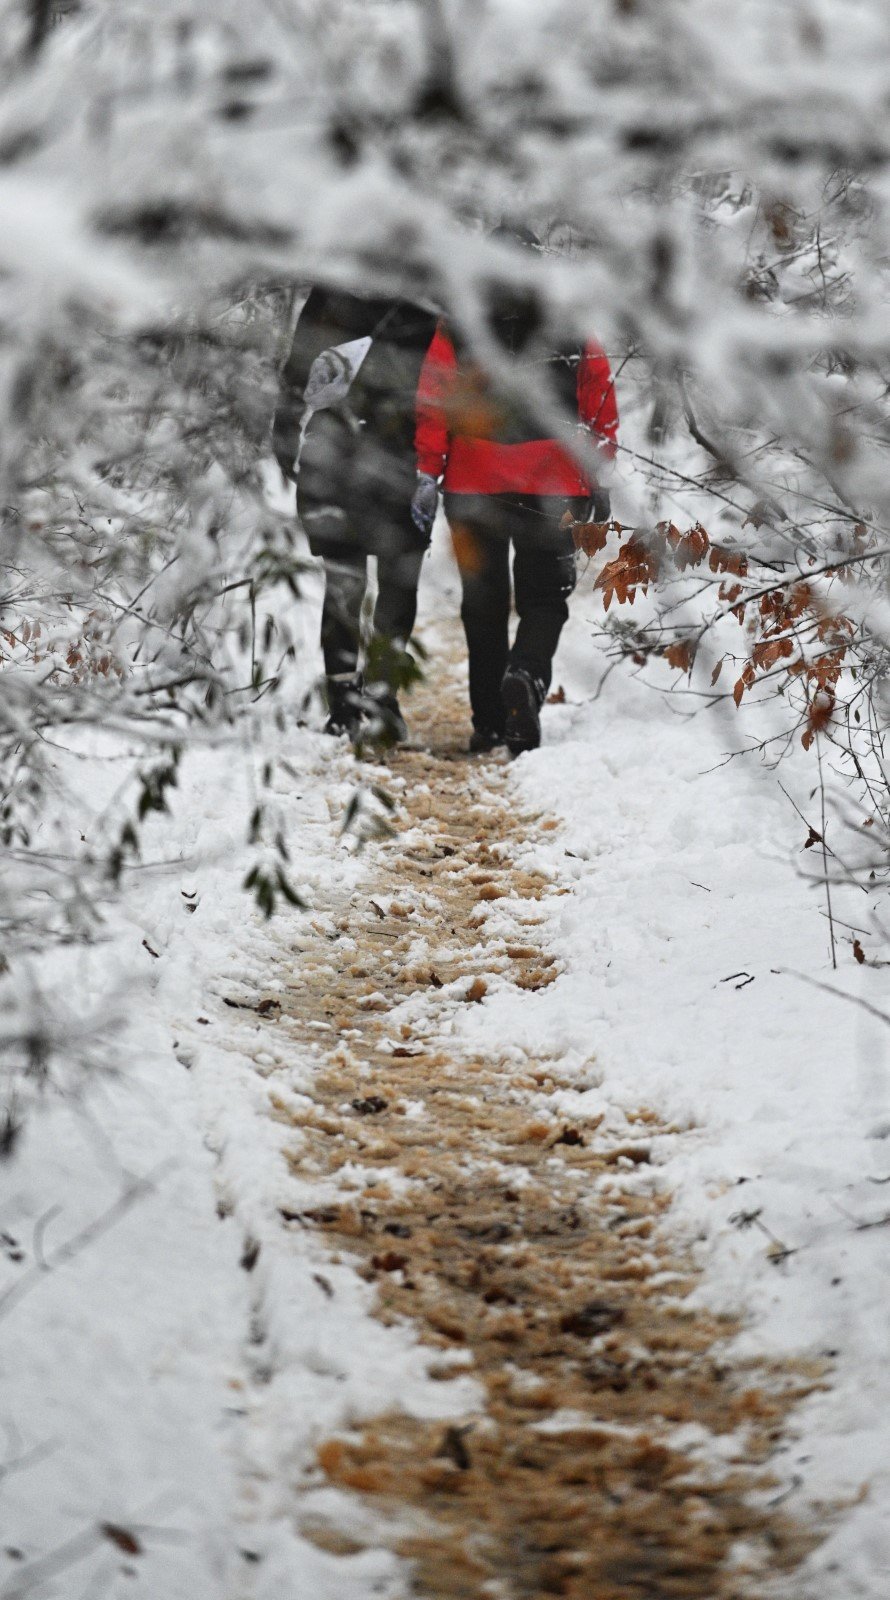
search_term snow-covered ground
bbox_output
[500,567,890,1598]
[2,533,888,1598]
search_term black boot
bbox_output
[324,674,364,738]
[469,727,505,754]
[501,667,545,756]
[363,686,408,745]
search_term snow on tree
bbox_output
[0,0,887,1102]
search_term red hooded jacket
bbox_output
[415,322,618,497]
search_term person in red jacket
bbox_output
[412,256,618,754]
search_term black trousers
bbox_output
[298,418,427,679]
[299,503,427,681]
[444,493,583,733]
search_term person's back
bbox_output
[274,288,437,490]
[413,265,618,754]
[272,286,438,739]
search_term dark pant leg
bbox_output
[303,521,368,679]
[351,443,427,659]
[304,516,425,681]
[301,422,416,678]
[446,498,512,732]
[374,538,427,651]
[509,497,583,694]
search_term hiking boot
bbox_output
[469,727,505,754]
[363,687,408,746]
[501,667,545,756]
[324,674,363,739]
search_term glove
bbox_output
[587,488,611,524]
[411,471,439,540]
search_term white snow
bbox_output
[457,555,890,1599]
[3,533,889,1599]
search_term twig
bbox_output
[0,1161,175,1324]
[728,1206,796,1263]
[0,1436,57,1486]
[1,1519,184,1600]
[778,968,890,1028]
[854,1212,890,1233]
[777,779,869,895]
[0,1528,102,1600]
[815,738,837,968]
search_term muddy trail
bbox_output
[266,642,822,1599]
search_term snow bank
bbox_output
[477,567,890,1598]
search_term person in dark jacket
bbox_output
[273,286,439,738]
[412,269,618,755]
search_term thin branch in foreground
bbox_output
[816,736,838,969]
[778,968,890,1029]
[1,1519,186,1600]
[0,1160,176,1324]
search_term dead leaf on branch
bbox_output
[595,536,660,610]
[733,663,756,706]
[587,520,718,613]
[571,518,610,556]
[663,638,696,673]
[710,544,748,578]
[752,636,794,672]
[742,498,787,529]
[815,612,855,645]
[101,1524,142,1556]
[657,519,710,571]
[787,582,813,618]
[801,688,836,749]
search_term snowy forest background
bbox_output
[3,0,890,1596]
[5,0,890,1106]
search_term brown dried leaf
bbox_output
[594,536,660,610]
[710,545,748,578]
[662,520,710,571]
[101,1525,142,1557]
[753,637,793,672]
[664,639,695,673]
[572,519,610,557]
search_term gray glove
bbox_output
[587,488,611,524]
[411,471,439,540]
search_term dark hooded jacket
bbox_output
[272,287,439,516]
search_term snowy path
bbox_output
[9,569,888,1598]
[210,630,822,1599]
